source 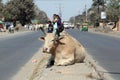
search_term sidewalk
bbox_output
[89,28,120,38]
[0,28,32,38]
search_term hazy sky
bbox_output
[34,0,92,21]
[3,0,92,21]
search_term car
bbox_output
[63,22,74,29]
[63,23,69,29]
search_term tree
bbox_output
[106,0,120,28]
[106,0,120,21]
[92,0,106,11]
[34,5,48,24]
[0,0,4,18]
[4,0,35,25]
[92,0,106,20]
[69,17,75,24]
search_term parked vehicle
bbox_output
[81,22,88,31]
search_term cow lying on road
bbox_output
[39,32,86,66]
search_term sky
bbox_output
[3,0,92,21]
[34,0,92,21]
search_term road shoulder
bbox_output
[89,28,120,38]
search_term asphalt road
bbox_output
[0,31,44,80]
[67,29,120,80]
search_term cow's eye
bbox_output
[50,39,54,42]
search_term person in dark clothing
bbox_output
[53,14,63,38]
[47,21,53,33]
[56,15,61,28]
[94,20,99,28]
[56,15,64,34]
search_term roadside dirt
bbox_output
[11,48,49,80]
[0,31,32,40]
[89,28,120,38]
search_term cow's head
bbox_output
[39,33,61,53]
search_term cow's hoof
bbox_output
[46,60,54,68]
[55,63,68,66]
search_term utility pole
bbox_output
[85,4,87,22]
[59,4,62,19]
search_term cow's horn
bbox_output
[40,27,46,35]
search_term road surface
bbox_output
[67,29,120,80]
[0,31,44,80]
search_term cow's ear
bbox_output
[39,37,45,41]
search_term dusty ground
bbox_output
[0,30,32,39]
[89,28,120,38]
[11,48,48,80]
[37,52,115,80]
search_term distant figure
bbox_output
[0,24,4,32]
[94,20,99,28]
[53,14,63,38]
[56,15,64,32]
[47,21,53,33]
[9,24,14,33]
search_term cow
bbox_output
[39,32,86,66]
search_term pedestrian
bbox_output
[94,20,99,28]
[47,21,53,33]
[53,14,63,38]
[0,24,4,32]
[9,24,14,33]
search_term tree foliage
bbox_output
[2,0,48,25]
[92,0,106,19]
[69,17,75,24]
[34,5,48,24]
[106,0,120,21]
[92,0,105,7]
[71,0,120,25]
[3,0,35,25]
[0,0,4,18]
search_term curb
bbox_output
[85,52,115,80]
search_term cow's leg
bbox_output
[55,59,74,66]
[75,46,85,63]
[59,59,74,66]
[54,52,75,66]
[46,55,55,68]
